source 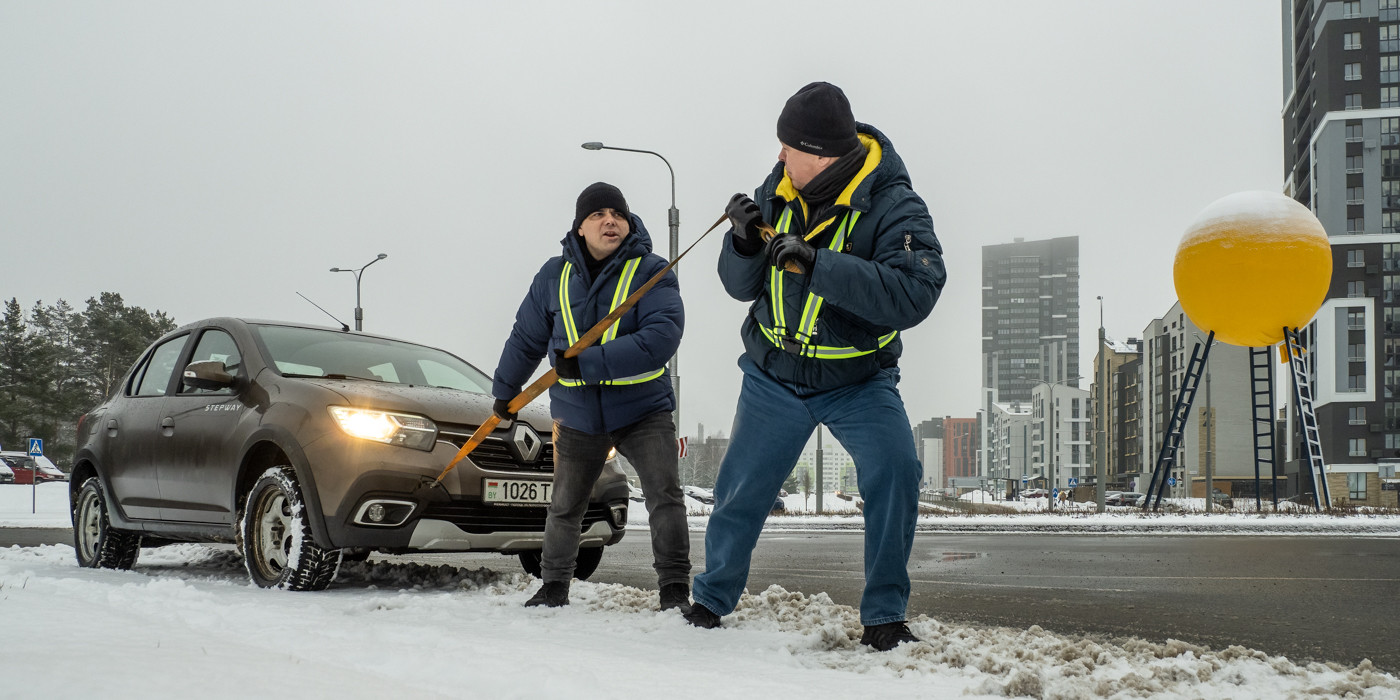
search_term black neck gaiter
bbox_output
[797,141,868,227]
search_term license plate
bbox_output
[483,478,552,504]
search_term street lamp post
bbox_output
[330,253,388,332]
[581,142,681,431]
[1096,295,1108,514]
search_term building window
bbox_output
[1384,24,1400,52]
[1386,0,1400,22]
[1388,243,1400,270]
[1382,465,1397,478]
[1347,31,1363,49]
[1386,56,1400,83]
[1347,155,1365,173]
[1348,185,1365,204]
[1347,1,1363,18]
[1386,211,1400,234]
[1347,93,1364,110]
[1349,373,1367,391]
[1348,472,1366,500]
[1349,217,1366,233]
[1351,309,1368,330]
[1349,123,1366,142]
[1385,87,1400,108]
[1387,180,1400,209]
[1350,342,1367,361]
[1386,118,1400,146]
[1349,249,1366,267]
[1350,438,1367,456]
[1349,280,1367,297]
[1347,63,1363,81]
[1350,406,1368,425]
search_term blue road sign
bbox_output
[1021,476,1029,484]
[28,438,43,456]
[1068,477,1079,487]
[1168,477,1177,487]
[1051,488,1059,497]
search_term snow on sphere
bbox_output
[1173,191,1332,348]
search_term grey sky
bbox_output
[1,2,1282,438]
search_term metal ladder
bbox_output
[1144,330,1214,511]
[1249,346,1277,509]
[1283,327,1330,509]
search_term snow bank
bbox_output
[1,544,1395,699]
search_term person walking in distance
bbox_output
[684,83,946,651]
[492,182,691,611]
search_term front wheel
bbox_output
[73,477,141,570]
[240,466,341,590]
[518,546,603,581]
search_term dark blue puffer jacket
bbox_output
[493,213,682,434]
[717,122,945,395]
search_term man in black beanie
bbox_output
[492,182,690,612]
[686,82,947,652]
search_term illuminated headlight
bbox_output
[328,406,438,451]
[607,447,618,460]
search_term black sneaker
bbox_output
[524,581,569,608]
[659,582,692,613]
[682,602,722,629]
[859,621,920,651]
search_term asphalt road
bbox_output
[6,527,1397,672]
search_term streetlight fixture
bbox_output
[1095,295,1107,514]
[581,141,682,431]
[330,253,388,332]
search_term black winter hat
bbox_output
[573,182,629,232]
[776,82,860,156]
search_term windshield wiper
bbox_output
[282,373,388,383]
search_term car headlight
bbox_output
[607,447,618,460]
[328,406,438,451]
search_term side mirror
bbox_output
[182,360,236,391]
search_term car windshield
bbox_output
[252,325,492,394]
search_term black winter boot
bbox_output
[682,602,722,629]
[859,621,920,651]
[524,581,569,608]
[659,582,692,612]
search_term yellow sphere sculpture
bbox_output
[1173,191,1332,348]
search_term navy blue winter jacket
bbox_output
[717,122,945,395]
[493,213,682,434]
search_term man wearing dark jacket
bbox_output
[685,83,946,651]
[492,182,690,610]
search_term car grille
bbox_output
[437,426,555,472]
[419,501,610,534]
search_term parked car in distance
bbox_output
[1109,491,1146,506]
[770,494,786,514]
[0,453,67,484]
[1022,488,1049,499]
[1102,490,1124,505]
[69,318,630,590]
[0,461,13,484]
[1210,489,1234,508]
[683,485,715,504]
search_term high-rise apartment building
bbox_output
[1283,0,1400,506]
[980,236,1080,474]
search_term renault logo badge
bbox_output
[509,423,543,463]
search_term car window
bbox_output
[132,335,190,397]
[179,329,242,395]
[252,324,492,393]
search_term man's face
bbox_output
[779,142,836,191]
[578,208,631,260]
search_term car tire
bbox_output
[72,477,141,570]
[517,546,603,581]
[241,466,341,591]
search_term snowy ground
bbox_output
[4,483,1400,699]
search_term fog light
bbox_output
[366,503,386,523]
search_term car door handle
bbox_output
[161,416,175,437]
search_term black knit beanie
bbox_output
[776,82,860,156]
[573,182,629,232]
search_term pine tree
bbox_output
[0,298,36,452]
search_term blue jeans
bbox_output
[543,411,690,586]
[692,356,921,625]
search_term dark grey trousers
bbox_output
[542,411,691,586]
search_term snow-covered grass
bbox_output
[3,543,1398,699]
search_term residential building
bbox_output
[1092,337,1144,490]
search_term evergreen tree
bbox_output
[0,298,36,452]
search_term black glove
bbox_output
[492,398,517,422]
[553,349,582,380]
[725,193,765,256]
[767,233,817,275]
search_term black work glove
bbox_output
[767,233,817,275]
[725,193,765,256]
[553,349,582,380]
[492,398,517,422]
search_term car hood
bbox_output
[308,380,554,433]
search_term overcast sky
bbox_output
[0,2,1283,438]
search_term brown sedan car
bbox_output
[70,318,629,589]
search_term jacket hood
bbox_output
[766,122,912,214]
[560,212,655,268]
